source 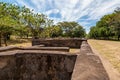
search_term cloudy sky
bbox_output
[1,0,120,33]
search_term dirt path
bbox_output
[89,42,120,80]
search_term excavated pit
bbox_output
[0,38,109,80]
[0,49,77,80]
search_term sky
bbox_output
[1,0,120,33]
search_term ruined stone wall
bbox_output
[0,39,109,80]
[0,46,70,52]
[0,55,15,79]
[32,38,86,48]
[71,41,109,80]
[0,51,77,80]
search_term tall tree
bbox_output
[57,21,86,37]
[89,8,120,40]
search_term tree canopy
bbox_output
[0,2,86,46]
[57,21,86,37]
[89,8,120,40]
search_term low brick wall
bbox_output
[32,38,86,48]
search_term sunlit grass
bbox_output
[88,39,120,73]
[70,48,80,53]
[7,37,32,47]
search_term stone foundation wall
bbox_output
[0,55,15,79]
[0,51,77,80]
[32,38,86,48]
[71,41,109,80]
[0,46,69,52]
[0,39,109,80]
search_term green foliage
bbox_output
[89,26,99,39]
[57,21,86,37]
[89,8,120,40]
[40,25,62,38]
[0,2,86,46]
[0,2,20,46]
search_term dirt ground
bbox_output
[88,39,120,80]
[70,48,80,53]
[7,39,32,47]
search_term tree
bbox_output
[0,2,49,46]
[89,26,99,39]
[0,2,20,46]
[89,8,120,40]
[113,8,120,40]
[0,2,87,46]
[21,7,47,38]
[72,25,86,37]
[57,21,86,37]
[40,25,62,38]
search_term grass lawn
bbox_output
[88,39,120,73]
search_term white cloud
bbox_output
[88,0,120,20]
[45,9,60,16]
[16,0,34,10]
[15,0,120,32]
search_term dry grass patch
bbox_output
[88,39,120,73]
[70,48,80,53]
[7,38,32,47]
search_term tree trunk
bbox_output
[118,35,120,40]
[6,33,11,40]
[26,34,28,39]
[3,34,7,46]
[4,37,7,46]
[0,33,2,47]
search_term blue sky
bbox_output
[1,0,120,33]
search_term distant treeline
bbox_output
[88,8,120,40]
[0,2,86,46]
